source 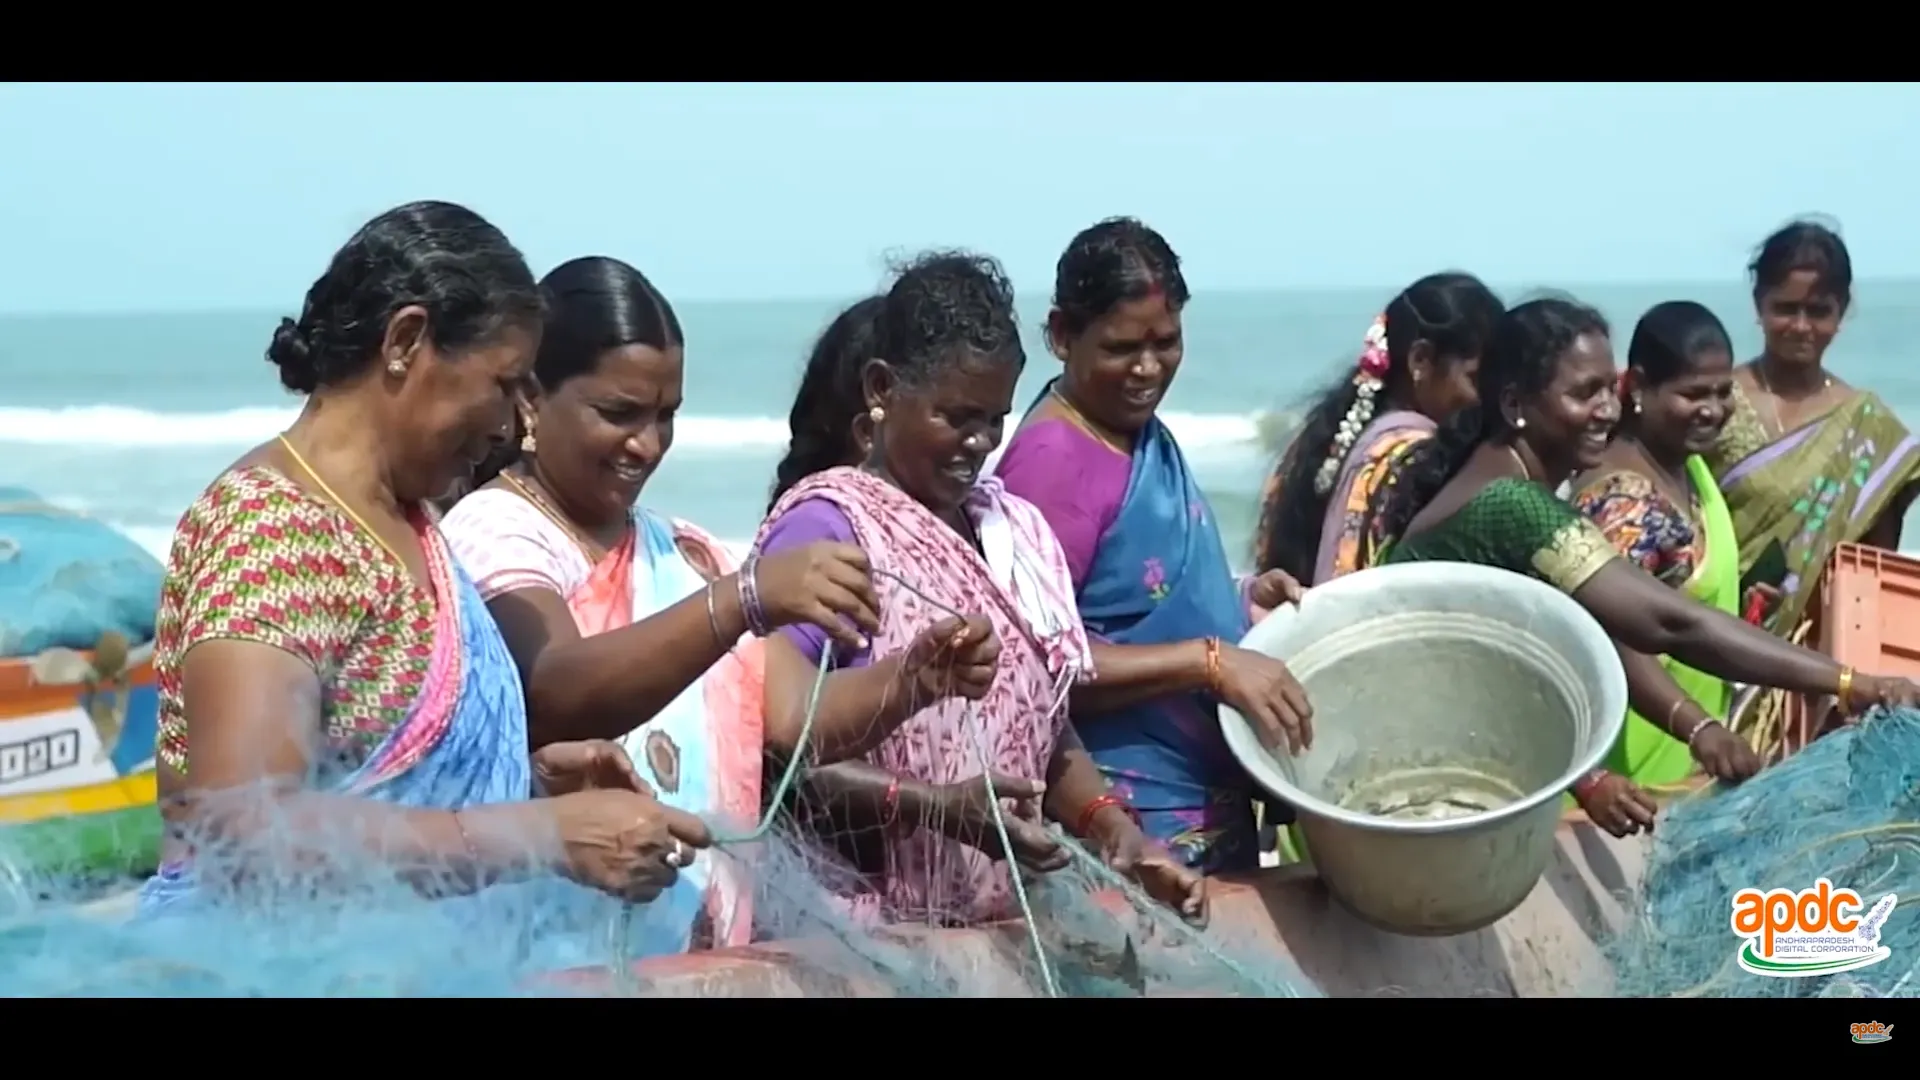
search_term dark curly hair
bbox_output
[1256,272,1503,581]
[769,251,1023,497]
[265,200,543,395]
[1051,217,1190,336]
[879,249,1025,382]
[769,294,885,510]
[1374,296,1611,543]
[1749,218,1853,312]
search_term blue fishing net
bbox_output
[0,777,1318,998]
[1609,707,1920,998]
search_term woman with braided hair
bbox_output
[1253,272,1503,585]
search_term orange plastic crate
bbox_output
[1817,542,1920,679]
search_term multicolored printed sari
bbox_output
[1571,456,1738,792]
[1311,410,1435,584]
[138,517,535,911]
[1704,383,1920,754]
[756,467,1091,926]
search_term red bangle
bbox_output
[1570,768,1609,803]
[1075,793,1140,838]
[881,777,902,826]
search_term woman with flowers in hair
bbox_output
[1254,272,1505,586]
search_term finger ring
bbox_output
[664,845,684,868]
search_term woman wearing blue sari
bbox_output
[139,203,724,949]
[994,218,1311,874]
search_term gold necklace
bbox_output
[1048,386,1129,456]
[275,434,409,569]
[499,468,612,559]
[1753,360,1833,437]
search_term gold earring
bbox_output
[869,406,885,424]
[521,428,537,453]
[387,359,406,377]
[1632,394,1643,413]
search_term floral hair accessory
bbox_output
[1358,314,1391,379]
[1313,313,1392,497]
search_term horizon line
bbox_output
[8,276,1920,322]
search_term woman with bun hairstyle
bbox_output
[1254,272,1503,585]
[142,202,713,935]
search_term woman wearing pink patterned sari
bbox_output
[755,251,1206,927]
[441,256,888,954]
[141,203,709,929]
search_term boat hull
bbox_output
[0,649,161,880]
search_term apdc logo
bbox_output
[1851,1022,1893,1045]
[1729,877,1896,978]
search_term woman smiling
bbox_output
[439,256,889,953]
[993,218,1310,875]
[1564,302,1764,831]
[144,203,707,926]
[1375,296,1920,833]
[755,250,1206,926]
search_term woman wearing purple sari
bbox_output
[993,218,1310,875]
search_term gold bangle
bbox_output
[1663,698,1688,734]
[1837,666,1855,713]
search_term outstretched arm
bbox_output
[489,579,747,749]
[1072,640,1212,715]
[1573,559,1843,697]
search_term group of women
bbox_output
[1254,220,1920,838]
[140,198,1920,973]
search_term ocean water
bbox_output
[6,281,1920,566]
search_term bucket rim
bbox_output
[1219,560,1628,836]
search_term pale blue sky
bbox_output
[2,82,1916,316]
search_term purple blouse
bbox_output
[991,418,1132,591]
[756,497,874,669]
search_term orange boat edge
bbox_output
[0,642,162,875]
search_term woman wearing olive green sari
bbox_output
[1374,297,1920,838]
[1569,302,1760,798]
[1705,222,1920,759]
